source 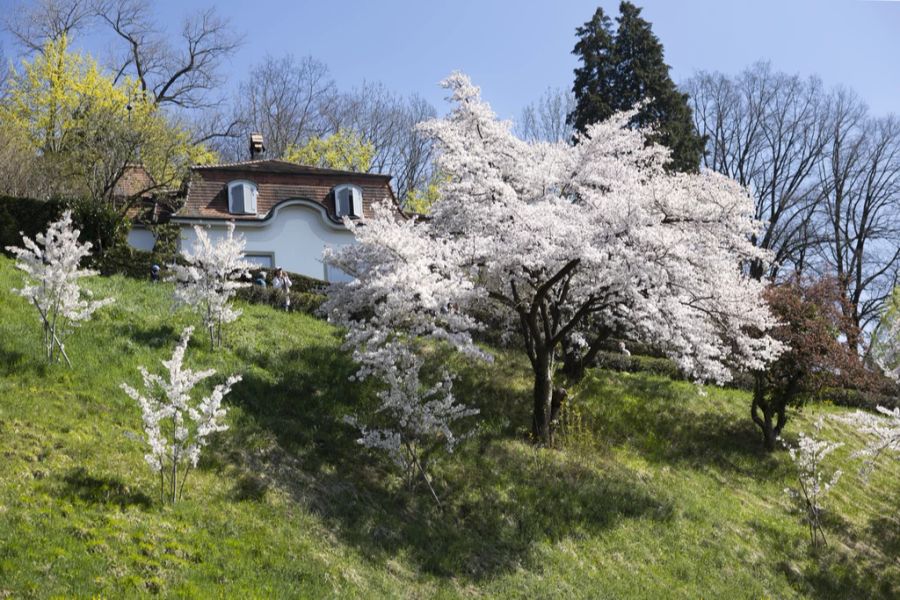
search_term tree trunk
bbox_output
[531,351,554,444]
[751,374,778,452]
[549,387,568,428]
[560,328,613,383]
[772,398,788,441]
[751,373,795,451]
[749,257,766,281]
[760,409,777,452]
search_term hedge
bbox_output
[96,243,177,279]
[97,245,327,316]
[1,195,126,261]
[236,284,326,316]
[0,196,67,254]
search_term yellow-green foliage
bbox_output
[283,129,374,172]
[0,36,214,197]
[405,173,447,214]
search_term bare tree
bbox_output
[334,81,436,202]
[817,92,900,339]
[0,44,9,95]
[517,86,575,143]
[226,54,339,160]
[392,94,437,204]
[95,1,241,110]
[5,0,94,52]
[188,109,243,150]
[687,63,900,342]
[6,0,241,112]
[684,62,832,279]
[0,126,45,198]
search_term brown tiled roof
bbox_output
[112,163,156,199]
[174,160,399,222]
[192,159,393,179]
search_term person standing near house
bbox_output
[272,267,292,311]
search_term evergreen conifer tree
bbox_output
[568,2,705,172]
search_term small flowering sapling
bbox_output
[5,210,114,365]
[782,418,843,550]
[121,327,240,503]
[170,222,252,348]
[343,341,479,507]
[840,315,900,477]
[842,406,900,478]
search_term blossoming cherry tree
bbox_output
[5,210,114,365]
[782,419,843,550]
[171,222,253,348]
[325,73,782,445]
[121,326,240,503]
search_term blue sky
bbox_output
[2,0,899,119]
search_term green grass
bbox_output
[0,253,897,598]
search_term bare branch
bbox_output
[4,0,94,53]
[516,87,575,143]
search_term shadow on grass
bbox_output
[231,473,269,502]
[577,372,786,478]
[590,371,900,599]
[219,342,673,581]
[867,514,900,564]
[59,467,152,508]
[803,512,900,599]
[802,548,900,600]
[114,322,177,350]
[0,344,48,377]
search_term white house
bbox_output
[128,158,402,282]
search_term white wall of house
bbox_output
[127,227,156,252]
[175,201,356,282]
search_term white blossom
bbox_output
[836,310,900,477]
[342,340,478,505]
[170,222,252,348]
[781,418,843,549]
[873,306,900,382]
[5,210,114,365]
[838,406,900,479]
[325,72,781,443]
[121,326,240,503]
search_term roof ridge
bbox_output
[193,158,274,169]
[190,158,392,179]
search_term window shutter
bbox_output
[351,187,363,217]
[246,184,257,213]
[336,189,350,216]
[334,184,363,218]
[228,181,258,215]
[230,184,245,213]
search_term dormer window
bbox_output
[334,184,363,219]
[228,180,258,215]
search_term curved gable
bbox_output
[174,161,399,222]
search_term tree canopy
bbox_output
[325,73,781,444]
[568,2,705,173]
[283,129,374,172]
[0,36,214,205]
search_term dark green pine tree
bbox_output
[568,2,705,173]
[569,7,617,133]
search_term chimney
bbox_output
[249,132,265,160]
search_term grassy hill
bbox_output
[0,254,897,598]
